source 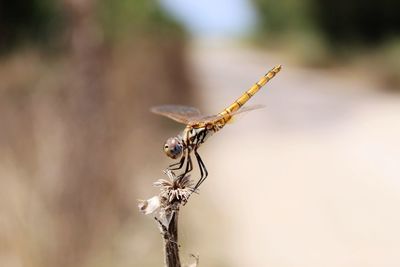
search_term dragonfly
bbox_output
[151,65,282,192]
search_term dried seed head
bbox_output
[154,170,193,205]
[138,170,193,218]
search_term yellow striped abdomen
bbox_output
[217,65,282,123]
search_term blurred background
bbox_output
[1,0,399,266]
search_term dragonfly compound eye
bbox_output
[164,137,183,159]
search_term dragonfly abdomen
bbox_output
[218,65,281,123]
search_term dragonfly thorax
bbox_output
[164,136,183,159]
[183,126,214,150]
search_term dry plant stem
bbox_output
[140,171,194,267]
[157,211,181,267]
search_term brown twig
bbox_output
[139,170,197,267]
[155,211,181,267]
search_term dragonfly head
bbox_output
[164,137,183,159]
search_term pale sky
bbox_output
[159,0,257,37]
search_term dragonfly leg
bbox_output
[168,150,186,171]
[177,130,193,178]
[185,151,193,174]
[191,130,209,192]
[178,150,193,179]
[193,149,208,192]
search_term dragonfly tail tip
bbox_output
[267,65,282,75]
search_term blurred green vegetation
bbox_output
[254,0,400,45]
[0,0,63,53]
[0,0,184,54]
[98,0,185,41]
[253,0,400,69]
[253,0,315,36]
[312,0,400,46]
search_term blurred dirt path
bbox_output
[187,40,400,267]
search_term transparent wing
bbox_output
[222,104,266,124]
[152,104,265,125]
[229,104,265,116]
[189,104,266,124]
[151,105,202,124]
